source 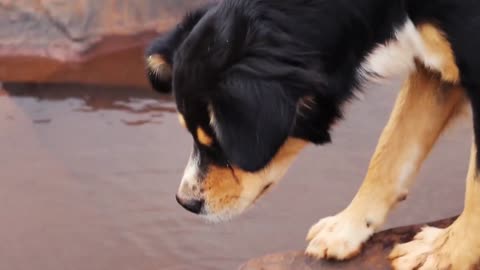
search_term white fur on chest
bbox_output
[360,19,444,82]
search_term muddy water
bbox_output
[0,81,471,270]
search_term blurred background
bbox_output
[0,1,471,270]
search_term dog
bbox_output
[144,1,480,269]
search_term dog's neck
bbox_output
[251,0,409,103]
[295,0,443,97]
[313,0,410,93]
[280,0,418,143]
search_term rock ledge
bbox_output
[239,216,457,270]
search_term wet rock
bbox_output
[239,216,457,270]
[0,0,206,87]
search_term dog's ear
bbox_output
[212,74,297,172]
[145,3,215,94]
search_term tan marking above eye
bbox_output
[197,127,213,146]
[178,114,187,128]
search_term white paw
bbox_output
[389,226,445,270]
[305,212,375,260]
[389,225,479,270]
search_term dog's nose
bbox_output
[176,194,204,214]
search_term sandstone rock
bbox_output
[239,216,457,270]
[0,0,207,87]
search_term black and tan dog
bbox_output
[145,1,480,269]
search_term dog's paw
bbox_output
[305,211,375,260]
[389,226,445,270]
[390,225,479,270]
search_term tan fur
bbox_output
[390,143,480,269]
[202,138,307,216]
[418,24,460,83]
[196,127,213,146]
[306,64,465,260]
[146,54,172,80]
[178,113,186,128]
[351,64,464,221]
[203,165,242,212]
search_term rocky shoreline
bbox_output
[0,0,207,87]
[239,216,457,270]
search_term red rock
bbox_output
[239,216,457,270]
[0,0,207,87]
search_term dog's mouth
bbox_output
[254,182,274,203]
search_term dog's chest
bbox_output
[360,19,459,84]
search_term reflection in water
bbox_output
[4,83,176,126]
[121,119,163,126]
[0,82,471,270]
[33,119,52,124]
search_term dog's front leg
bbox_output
[306,65,465,260]
[390,141,480,270]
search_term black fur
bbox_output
[145,0,480,172]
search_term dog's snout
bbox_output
[176,194,204,214]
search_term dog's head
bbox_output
[145,2,342,222]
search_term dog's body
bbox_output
[145,0,480,269]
